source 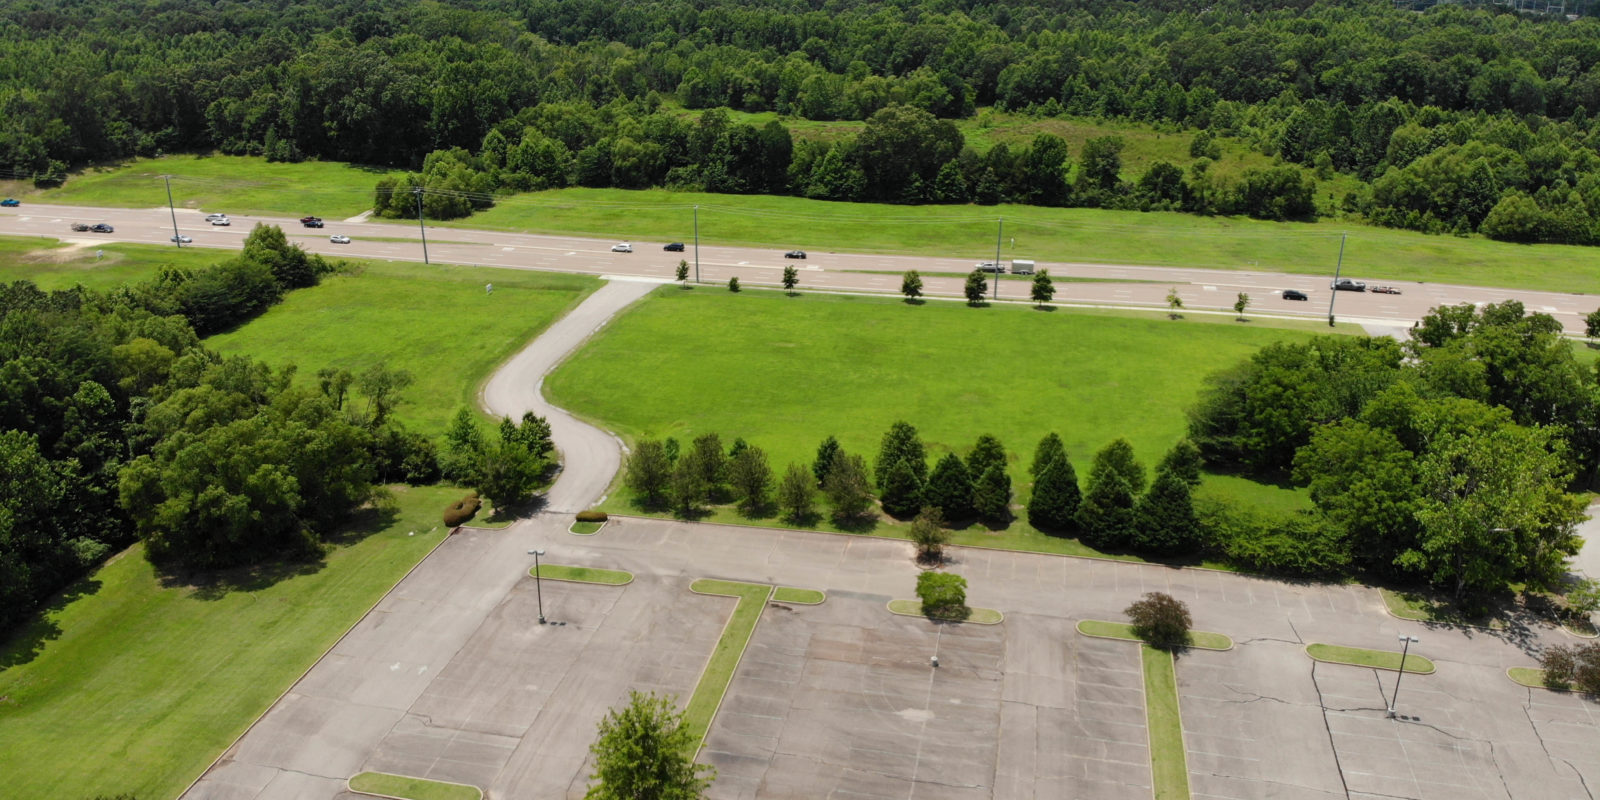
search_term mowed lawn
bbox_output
[207,263,598,439]
[0,234,227,291]
[0,484,462,800]
[546,288,1323,498]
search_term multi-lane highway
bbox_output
[3,201,1592,333]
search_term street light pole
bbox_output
[1389,634,1419,718]
[1325,232,1346,327]
[993,217,1003,301]
[163,175,182,247]
[414,186,430,265]
[693,205,700,284]
[528,548,546,624]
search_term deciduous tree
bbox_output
[586,690,714,800]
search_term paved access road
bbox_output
[4,202,1594,334]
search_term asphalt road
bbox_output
[4,202,1594,334]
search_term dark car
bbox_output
[663,242,685,252]
[1371,285,1402,295]
[784,250,806,259]
[301,216,324,228]
[1282,289,1308,301]
[0,198,18,207]
[90,223,114,233]
[1331,278,1366,292]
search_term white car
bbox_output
[204,213,227,221]
[210,217,230,226]
[611,242,632,253]
[330,234,351,244]
[170,234,192,243]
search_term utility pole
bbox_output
[1388,635,1420,718]
[993,217,1003,301]
[413,185,430,265]
[1326,232,1346,327]
[693,205,700,284]
[163,175,182,247]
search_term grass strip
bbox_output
[569,520,605,535]
[1142,645,1191,800]
[1305,643,1435,674]
[886,599,1004,624]
[1378,588,1508,631]
[348,771,482,800]
[772,587,825,605]
[530,564,632,586]
[683,579,774,752]
[1076,620,1233,651]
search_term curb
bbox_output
[1075,620,1234,651]
[771,588,826,605]
[567,519,607,536]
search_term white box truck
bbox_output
[1010,259,1035,275]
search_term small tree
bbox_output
[776,462,816,522]
[973,465,1011,523]
[917,571,967,618]
[1539,642,1600,692]
[1125,591,1192,651]
[728,445,773,514]
[1090,438,1146,494]
[925,452,975,519]
[1027,456,1080,532]
[909,506,950,564]
[966,434,1007,479]
[1031,269,1055,307]
[1031,432,1066,477]
[1587,308,1600,342]
[964,270,987,305]
[1568,577,1600,621]
[824,452,874,522]
[1233,292,1250,321]
[1076,469,1136,550]
[727,276,740,292]
[625,440,673,507]
[676,259,689,284]
[879,458,925,518]
[902,270,923,301]
[812,435,841,486]
[1166,287,1184,319]
[782,265,799,293]
[689,433,728,501]
[586,690,714,800]
[669,455,706,517]
[875,422,927,488]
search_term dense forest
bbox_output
[8,1,1600,240]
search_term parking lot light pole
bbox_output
[1389,634,1420,718]
[528,548,547,624]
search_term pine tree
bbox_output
[1134,468,1201,555]
[973,464,1012,523]
[1157,439,1203,488]
[1027,456,1081,532]
[1032,433,1066,477]
[965,270,988,305]
[813,435,841,486]
[1089,438,1146,494]
[879,458,925,518]
[966,434,1006,478]
[1076,468,1135,550]
[925,452,975,519]
[876,421,927,488]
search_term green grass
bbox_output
[886,598,1004,624]
[569,520,605,534]
[1142,645,1191,800]
[1076,620,1233,651]
[531,564,632,585]
[348,771,482,800]
[1378,588,1509,631]
[1505,666,1587,692]
[1305,643,1436,674]
[772,587,825,605]
[0,233,229,291]
[207,262,598,439]
[683,579,773,752]
[0,484,461,800]
[31,154,405,219]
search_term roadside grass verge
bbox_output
[1076,620,1233,651]
[0,484,460,800]
[0,233,229,291]
[531,564,632,585]
[1143,645,1191,800]
[207,262,598,439]
[887,599,1003,624]
[1305,643,1435,674]
[683,580,774,752]
[772,587,825,605]
[348,771,482,800]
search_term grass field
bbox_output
[207,262,597,439]
[0,484,460,800]
[1305,643,1435,674]
[531,564,632,585]
[1076,620,1233,651]
[25,154,403,219]
[0,234,229,291]
[348,771,482,800]
[684,579,773,752]
[1142,645,1191,800]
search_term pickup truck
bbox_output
[300,216,324,228]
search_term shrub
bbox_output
[443,492,481,526]
[909,506,949,564]
[576,509,608,522]
[1543,642,1600,692]
[917,571,967,618]
[1125,591,1192,651]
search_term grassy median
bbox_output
[683,579,773,752]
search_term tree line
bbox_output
[12,1,1600,241]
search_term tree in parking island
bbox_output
[587,691,714,800]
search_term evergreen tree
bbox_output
[1133,467,1201,555]
[813,435,841,485]
[925,452,975,519]
[776,462,816,522]
[690,433,728,500]
[670,454,707,517]
[1031,269,1055,307]
[1027,456,1081,532]
[932,160,969,203]
[1157,440,1203,488]
[879,458,925,518]
[823,452,873,521]
[966,434,1007,478]
[901,270,924,300]
[1089,438,1146,494]
[964,270,988,305]
[1032,432,1067,477]
[973,464,1012,523]
[876,421,927,488]
[1076,468,1136,550]
[729,445,773,514]
[442,407,485,483]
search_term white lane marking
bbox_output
[502,247,514,252]
[1203,285,1216,291]
[566,251,576,256]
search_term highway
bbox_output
[3,201,1592,333]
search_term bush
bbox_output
[1198,499,1351,578]
[1541,642,1600,692]
[576,509,608,522]
[917,571,967,618]
[443,492,481,526]
[1125,591,1192,651]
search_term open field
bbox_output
[0,484,461,800]
[0,234,228,291]
[207,262,598,439]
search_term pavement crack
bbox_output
[1238,635,1303,647]
[1309,661,1354,800]
[1220,684,1295,706]
[1287,619,1307,645]
[1523,699,1594,799]
[1565,758,1596,800]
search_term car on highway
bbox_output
[210,217,231,226]
[330,234,351,244]
[301,216,324,228]
[975,261,1004,273]
[90,223,114,233]
[170,234,192,244]
[663,242,685,252]
[1371,285,1402,295]
[205,213,228,221]
[785,250,807,259]
[1282,289,1309,301]
[611,242,632,253]
[1331,278,1366,291]
[0,198,18,207]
